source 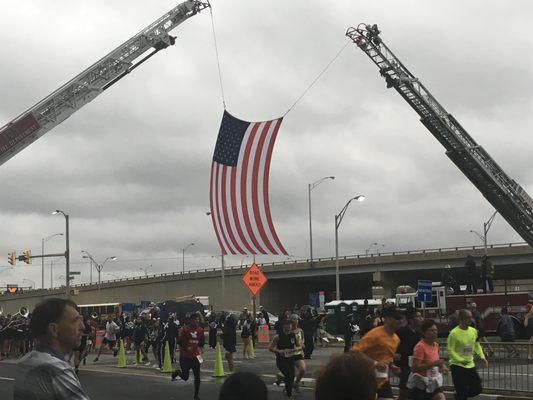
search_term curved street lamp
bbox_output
[81,250,117,289]
[308,176,335,266]
[469,210,498,255]
[365,242,385,256]
[335,195,365,300]
[139,265,152,277]
[23,278,35,290]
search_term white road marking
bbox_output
[0,376,15,381]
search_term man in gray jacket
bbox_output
[15,298,90,399]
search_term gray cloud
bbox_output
[0,0,530,289]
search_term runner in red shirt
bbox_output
[171,312,204,400]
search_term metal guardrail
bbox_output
[10,241,531,294]
[389,341,533,393]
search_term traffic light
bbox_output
[23,249,31,264]
[7,251,15,265]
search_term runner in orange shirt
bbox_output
[351,305,405,400]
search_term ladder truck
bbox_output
[346,24,533,247]
[0,1,209,166]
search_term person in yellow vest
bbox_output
[447,309,488,400]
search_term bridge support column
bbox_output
[372,271,395,299]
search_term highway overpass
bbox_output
[1,242,532,314]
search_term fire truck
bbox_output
[396,285,530,338]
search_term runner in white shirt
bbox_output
[93,315,120,362]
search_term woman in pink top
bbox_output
[410,319,449,400]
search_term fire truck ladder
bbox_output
[346,24,533,247]
[0,1,209,166]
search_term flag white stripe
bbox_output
[216,163,235,254]
[246,121,269,253]
[257,121,283,254]
[224,165,245,253]
[235,123,260,254]
[210,162,226,254]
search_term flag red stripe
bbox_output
[230,166,255,254]
[251,121,277,254]
[262,118,288,255]
[210,162,227,255]
[221,165,245,254]
[240,123,265,254]
[215,163,235,254]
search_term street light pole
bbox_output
[181,242,194,273]
[41,238,44,289]
[81,251,116,290]
[483,211,498,256]
[335,195,365,301]
[365,242,385,256]
[211,253,226,301]
[42,233,63,289]
[52,210,70,297]
[469,210,498,256]
[23,278,35,290]
[308,176,335,266]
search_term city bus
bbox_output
[78,303,121,319]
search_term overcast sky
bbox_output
[1,0,532,289]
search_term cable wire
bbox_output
[284,39,350,117]
[210,6,226,109]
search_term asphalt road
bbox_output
[0,343,531,399]
[0,344,327,400]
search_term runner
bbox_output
[73,314,92,374]
[241,314,252,359]
[132,316,150,366]
[469,302,493,357]
[223,313,237,372]
[93,315,119,362]
[149,319,164,369]
[343,313,359,353]
[447,309,488,400]
[171,312,205,400]
[163,313,180,363]
[396,308,423,400]
[290,314,306,394]
[269,319,301,399]
[408,319,448,400]
[351,305,404,400]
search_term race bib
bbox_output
[427,366,439,378]
[375,364,389,379]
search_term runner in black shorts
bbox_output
[269,319,302,398]
[395,308,423,400]
[223,313,237,372]
[469,303,494,357]
[73,315,91,374]
[290,314,306,393]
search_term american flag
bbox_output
[209,111,288,255]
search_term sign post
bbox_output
[417,280,432,317]
[242,263,268,322]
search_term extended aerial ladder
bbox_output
[0,0,209,166]
[346,24,533,247]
